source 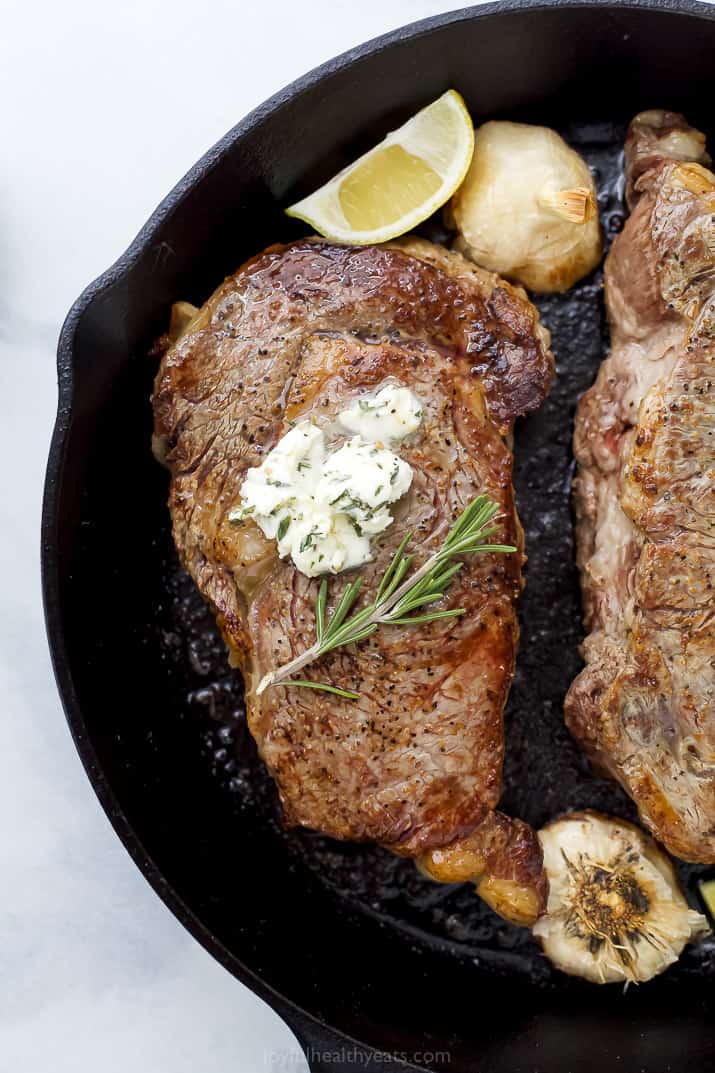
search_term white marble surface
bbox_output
[0,2,478,1070]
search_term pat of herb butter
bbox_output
[230,385,422,577]
[339,384,423,442]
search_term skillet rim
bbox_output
[41,0,715,1061]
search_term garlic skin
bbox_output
[533,811,709,984]
[450,121,602,293]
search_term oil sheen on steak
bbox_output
[566,112,715,863]
[153,238,553,922]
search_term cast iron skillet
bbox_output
[42,2,715,1070]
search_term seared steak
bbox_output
[566,111,715,863]
[153,237,553,922]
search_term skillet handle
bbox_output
[278,1003,425,1072]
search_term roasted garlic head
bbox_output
[450,121,602,292]
[533,811,709,984]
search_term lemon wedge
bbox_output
[285,90,475,245]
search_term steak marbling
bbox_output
[153,237,553,922]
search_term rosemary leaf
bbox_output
[315,578,328,643]
[282,679,360,700]
[389,608,466,626]
[427,562,464,590]
[339,623,379,646]
[375,532,411,602]
[379,554,413,602]
[327,578,362,636]
[391,591,447,614]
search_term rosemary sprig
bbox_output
[255,495,515,699]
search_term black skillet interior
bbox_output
[43,3,715,1071]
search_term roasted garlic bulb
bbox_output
[450,121,602,292]
[533,811,709,984]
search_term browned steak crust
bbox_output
[153,238,553,918]
[566,112,715,863]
